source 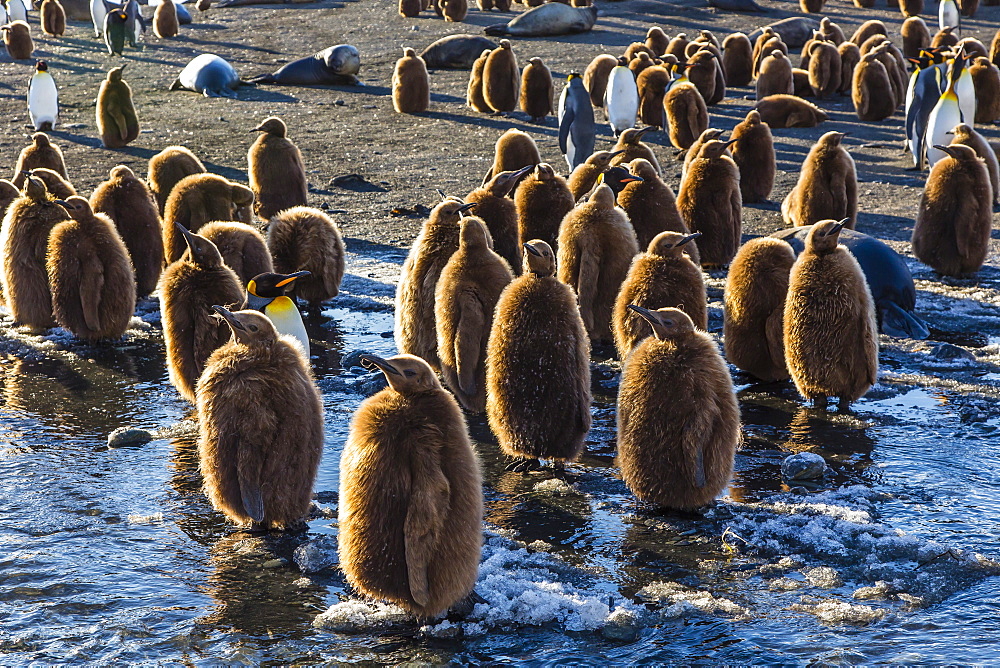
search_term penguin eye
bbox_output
[248,324,258,332]
[403,370,416,377]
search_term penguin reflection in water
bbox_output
[196,307,323,531]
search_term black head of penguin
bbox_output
[598,166,643,196]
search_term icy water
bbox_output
[2,242,1000,664]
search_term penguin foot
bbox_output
[505,458,541,472]
[446,590,487,620]
[837,397,854,413]
[811,395,828,410]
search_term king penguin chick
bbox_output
[722,32,754,87]
[756,50,794,100]
[609,126,660,173]
[339,353,482,617]
[520,57,553,123]
[46,196,135,341]
[248,116,308,221]
[852,47,897,121]
[27,60,58,131]
[613,231,706,358]
[467,49,491,113]
[198,307,323,530]
[616,306,740,509]
[583,53,618,108]
[153,0,177,38]
[2,21,33,61]
[392,48,430,114]
[781,131,857,228]
[163,173,255,263]
[465,165,532,273]
[912,143,992,276]
[0,175,68,330]
[0,180,18,219]
[160,224,244,403]
[514,162,574,251]
[12,133,66,188]
[723,237,795,381]
[198,221,273,286]
[244,271,310,356]
[266,206,345,306]
[395,198,477,371]
[605,56,639,137]
[486,240,591,470]
[730,109,775,203]
[96,65,139,149]
[435,218,514,413]
[483,128,541,183]
[682,128,725,181]
[90,165,163,298]
[948,122,999,205]
[617,159,697,261]
[558,72,596,171]
[40,0,65,37]
[784,220,878,410]
[483,39,519,114]
[556,184,640,344]
[636,64,670,128]
[147,145,206,216]
[663,79,708,150]
[677,139,742,268]
[568,149,623,201]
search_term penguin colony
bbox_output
[2,0,998,624]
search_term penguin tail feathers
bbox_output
[880,302,930,339]
[484,23,508,36]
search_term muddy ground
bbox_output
[2,0,1000,350]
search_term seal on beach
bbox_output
[170,54,247,98]
[484,3,596,37]
[249,44,361,85]
[419,34,496,69]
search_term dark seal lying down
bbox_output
[249,44,362,85]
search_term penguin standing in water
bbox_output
[244,271,311,357]
[558,72,595,171]
[197,307,323,531]
[339,353,482,617]
[27,61,58,131]
[926,58,965,166]
[605,56,639,137]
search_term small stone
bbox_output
[293,536,339,573]
[853,581,895,600]
[334,100,346,106]
[803,566,842,588]
[355,372,388,397]
[781,452,827,480]
[931,343,975,361]
[263,558,288,569]
[107,427,154,448]
[601,609,640,641]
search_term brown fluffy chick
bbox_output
[617,306,740,509]
[609,127,661,174]
[568,150,623,201]
[266,206,346,305]
[340,353,482,617]
[617,159,699,264]
[162,173,255,264]
[199,221,273,287]
[465,165,532,274]
[781,131,857,229]
[247,116,308,221]
[676,139,742,268]
[11,133,66,188]
[197,307,323,530]
[514,162,574,251]
[613,231,706,359]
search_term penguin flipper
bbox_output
[79,254,105,333]
[403,431,450,607]
[765,308,785,371]
[238,457,265,523]
[574,248,599,335]
[558,104,574,155]
[880,301,930,339]
[454,292,484,397]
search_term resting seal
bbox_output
[747,18,820,48]
[771,227,930,339]
[249,44,361,85]
[169,54,247,98]
[419,34,496,69]
[485,3,596,37]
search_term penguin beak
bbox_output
[825,219,848,236]
[511,164,534,180]
[627,304,657,326]
[457,202,477,213]
[53,199,68,207]
[523,242,543,257]
[212,305,246,331]
[176,223,198,245]
[359,354,401,376]
[724,139,738,148]
[634,127,653,140]
[933,144,957,157]
[620,175,644,184]
[608,150,626,159]
[275,270,311,287]
[677,232,702,246]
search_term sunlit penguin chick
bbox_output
[245,271,311,357]
[197,306,323,531]
[339,353,483,618]
[616,306,740,510]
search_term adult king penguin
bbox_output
[604,56,638,137]
[244,271,311,357]
[558,72,595,171]
[926,57,965,166]
[27,61,58,131]
[906,51,946,169]
[939,0,960,34]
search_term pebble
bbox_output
[355,372,388,397]
[931,343,975,362]
[262,558,288,569]
[107,427,154,448]
[601,609,640,641]
[781,452,827,480]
